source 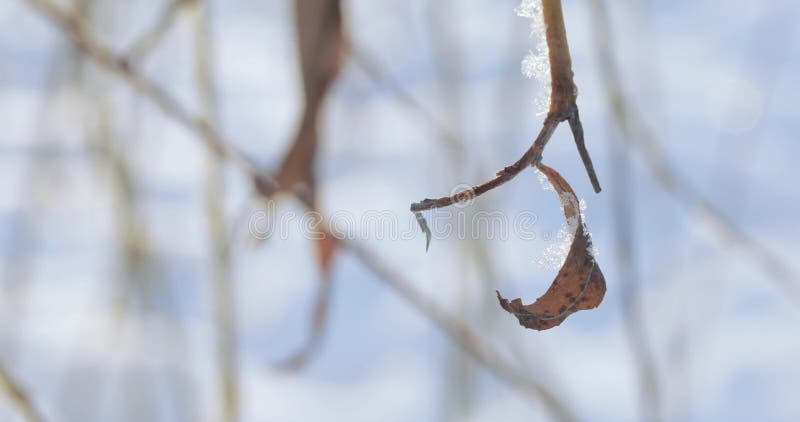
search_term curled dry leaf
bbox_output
[496,163,605,330]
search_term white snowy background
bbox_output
[1,0,799,421]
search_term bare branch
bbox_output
[567,109,602,193]
[410,113,561,213]
[350,47,461,144]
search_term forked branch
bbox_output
[410,0,600,223]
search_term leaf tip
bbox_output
[413,211,432,252]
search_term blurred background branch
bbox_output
[588,2,661,421]
[189,0,240,420]
[0,366,41,422]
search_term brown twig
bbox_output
[21,0,575,418]
[542,0,576,114]
[410,0,600,223]
[411,113,561,212]
[567,109,602,194]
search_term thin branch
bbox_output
[190,0,240,420]
[542,0,576,114]
[0,366,42,422]
[541,0,602,193]
[410,0,600,220]
[24,0,261,178]
[350,47,462,147]
[21,0,575,418]
[567,109,602,193]
[603,62,662,422]
[610,143,662,422]
[411,113,561,212]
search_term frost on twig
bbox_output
[517,0,551,114]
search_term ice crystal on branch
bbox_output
[516,0,550,114]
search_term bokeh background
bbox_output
[1,0,799,421]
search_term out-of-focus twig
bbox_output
[605,64,662,422]
[22,1,576,419]
[190,0,240,420]
[586,0,800,307]
[125,0,189,62]
[24,0,262,179]
[609,103,663,422]
[425,4,477,417]
[350,48,463,150]
[347,243,575,422]
[0,366,42,422]
[588,2,661,421]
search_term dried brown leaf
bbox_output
[274,0,346,197]
[255,0,346,265]
[262,0,346,371]
[496,163,605,330]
